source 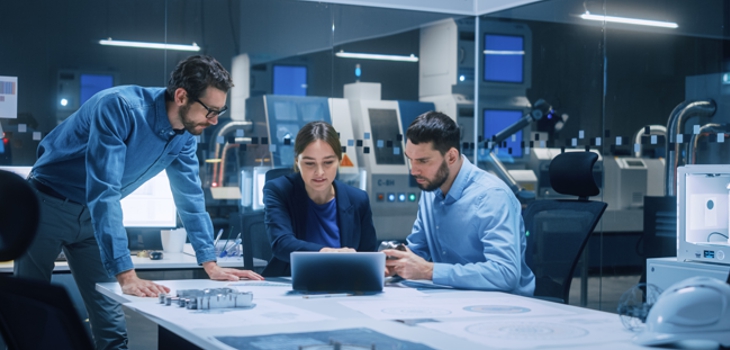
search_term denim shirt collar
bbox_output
[152,89,182,139]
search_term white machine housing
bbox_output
[346,83,419,240]
[603,156,648,210]
[677,164,730,264]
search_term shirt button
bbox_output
[436,226,439,229]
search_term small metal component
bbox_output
[159,288,253,310]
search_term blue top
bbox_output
[305,197,341,248]
[263,172,378,276]
[407,156,535,296]
[31,85,216,276]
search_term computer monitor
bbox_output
[0,165,32,179]
[121,171,177,228]
[273,65,307,96]
[484,109,523,158]
[483,34,524,84]
[80,74,114,105]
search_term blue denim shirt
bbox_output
[31,85,217,276]
[407,156,536,296]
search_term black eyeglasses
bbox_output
[193,98,228,119]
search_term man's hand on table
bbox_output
[203,261,264,281]
[117,269,170,297]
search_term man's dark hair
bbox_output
[406,111,460,156]
[167,55,234,101]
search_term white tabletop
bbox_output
[0,244,266,273]
[97,279,651,350]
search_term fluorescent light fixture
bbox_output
[335,51,418,62]
[99,38,201,52]
[580,11,678,28]
[483,50,525,55]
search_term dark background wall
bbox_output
[2,0,729,166]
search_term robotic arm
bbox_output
[485,99,552,203]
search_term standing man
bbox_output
[383,111,534,296]
[15,55,263,349]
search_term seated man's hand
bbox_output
[117,270,171,297]
[319,247,356,253]
[203,261,264,281]
[383,246,434,280]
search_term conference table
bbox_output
[96,279,651,349]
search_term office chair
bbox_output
[233,211,273,271]
[264,167,293,183]
[0,170,94,350]
[522,152,607,304]
[237,168,292,272]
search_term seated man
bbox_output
[383,111,535,296]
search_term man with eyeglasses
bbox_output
[15,55,263,349]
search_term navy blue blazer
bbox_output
[262,172,378,277]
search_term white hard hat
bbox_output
[633,276,730,347]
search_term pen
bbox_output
[303,293,352,299]
[213,228,223,248]
[220,232,242,258]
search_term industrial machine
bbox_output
[419,18,534,160]
[241,95,362,211]
[345,82,435,241]
[603,157,648,210]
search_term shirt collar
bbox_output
[442,155,473,203]
[153,89,182,139]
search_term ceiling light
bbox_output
[580,11,678,29]
[99,38,201,52]
[335,51,418,62]
[483,50,525,55]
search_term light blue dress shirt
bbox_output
[407,156,535,296]
[31,86,216,276]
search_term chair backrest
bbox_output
[522,152,607,304]
[234,211,272,270]
[0,170,40,261]
[0,170,94,349]
[0,276,95,350]
[265,167,293,183]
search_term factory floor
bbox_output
[124,274,643,349]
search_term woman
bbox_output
[262,121,378,277]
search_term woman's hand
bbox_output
[319,247,356,253]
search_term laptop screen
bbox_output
[290,252,385,294]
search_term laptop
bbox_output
[290,252,385,294]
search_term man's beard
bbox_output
[414,159,449,192]
[178,103,209,135]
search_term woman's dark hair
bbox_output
[406,111,460,155]
[293,121,342,172]
[166,55,233,101]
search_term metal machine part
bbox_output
[687,123,729,165]
[158,288,253,310]
[483,99,552,203]
[207,120,254,200]
[633,125,667,158]
[665,99,716,196]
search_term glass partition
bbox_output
[2,0,729,316]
